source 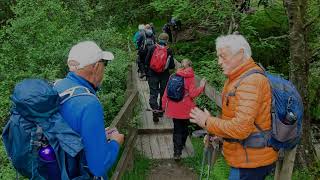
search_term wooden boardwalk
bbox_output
[134,70,194,159]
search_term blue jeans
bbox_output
[229,164,275,180]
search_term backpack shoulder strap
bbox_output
[234,69,266,89]
[226,69,265,98]
[59,86,96,104]
[226,69,267,130]
[53,79,62,86]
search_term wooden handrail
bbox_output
[109,63,140,180]
[109,89,138,129]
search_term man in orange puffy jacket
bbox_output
[190,34,277,180]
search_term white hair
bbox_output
[138,24,145,30]
[216,35,252,59]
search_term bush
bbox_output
[0,0,131,178]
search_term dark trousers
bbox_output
[229,164,275,180]
[137,49,147,74]
[147,75,168,111]
[173,119,190,155]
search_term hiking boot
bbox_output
[173,153,181,161]
[153,115,159,123]
[139,73,146,79]
[157,111,164,118]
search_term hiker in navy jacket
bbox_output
[145,33,175,122]
[54,41,124,179]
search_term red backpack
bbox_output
[150,44,168,73]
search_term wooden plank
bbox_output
[163,133,174,158]
[134,134,143,152]
[157,135,171,159]
[145,110,155,129]
[162,117,173,129]
[149,134,162,159]
[140,111,148,129]
[141,135,152,158]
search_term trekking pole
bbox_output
[206,143,213,180]
[207,137,220,180]
[199,135,210,180]
[199,135,221,180]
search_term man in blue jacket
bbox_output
[54,41,124,179]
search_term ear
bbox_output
[239,48,244,55]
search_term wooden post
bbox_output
[274,146,297,180]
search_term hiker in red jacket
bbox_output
[162,59,206,160]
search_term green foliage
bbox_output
[0,0,15,26]
[0,142,17,179]
[0,0,132,178]
[0,0,132,130]
[82,0,155,27]
[0,0,81,130]
[239,2,290,74]
[309,61,320,120]
[151,0,234,33]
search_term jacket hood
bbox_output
[176,67,195,78]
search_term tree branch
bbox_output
[310,47,320,64]
[260,34,289,41]
[304,14,320,30]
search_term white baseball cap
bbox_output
[67,41,114,69]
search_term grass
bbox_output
[182,137,230,180]
[121,151,153,180]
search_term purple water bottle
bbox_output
[38,145,61,180]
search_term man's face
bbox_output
[217,47,243,76]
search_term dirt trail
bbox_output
[147,160,198,180]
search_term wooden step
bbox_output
[135,133,194,160]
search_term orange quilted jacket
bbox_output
[206,59,278,168]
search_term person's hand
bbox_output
[105,127,117,138]
[203,134,209,146]
[200,78,207,88]
[109,131,125,145]
[190,107,211,128]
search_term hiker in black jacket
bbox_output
[137,24,156,79]
[145,33,175,122]
[162,23,173,43]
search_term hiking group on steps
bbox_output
[2,19,303,180]
[132,22,302,180]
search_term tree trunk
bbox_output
[283,0,316,167]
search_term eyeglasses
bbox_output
[98,60,109,66]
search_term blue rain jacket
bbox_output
[54,72,120,178]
